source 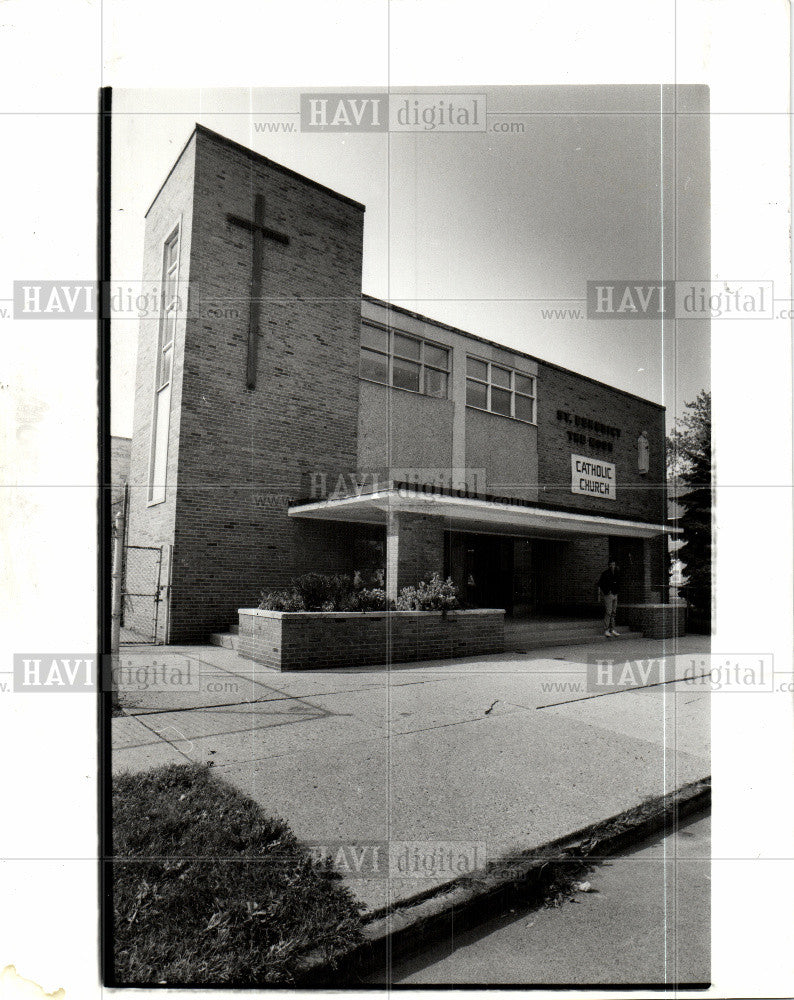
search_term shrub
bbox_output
[260,573,379,612]
[258,589,306,611]
[293,573,352,611]
[259,572,459,613]
[396,573,460,612]
[343,587,394,612]
[353,567,385,589]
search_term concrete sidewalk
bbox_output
[112,635,710,913]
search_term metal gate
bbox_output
[121,544,166,644]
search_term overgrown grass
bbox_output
[112,763,364,985]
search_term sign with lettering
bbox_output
[571,454,616,500]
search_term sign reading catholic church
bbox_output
[571,454,616,500]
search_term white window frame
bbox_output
[147,221,181,505]
[157,229,180,389]
[465,354,537,424]
[360,321,451,399]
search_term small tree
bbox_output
[666,391,712,621]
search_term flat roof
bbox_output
[146,124,366,218]
[362,294,666,411]
[289,484,676,539]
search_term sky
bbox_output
[110,85,711,436]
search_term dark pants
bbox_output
[603,593,618,630]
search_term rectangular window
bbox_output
[514,392,535,423]
[465,354,537,423]
[360,347,389,384]
[425,343,449,369]
[361,324,388,353]
[148,226,180,503]
[150,388,171,500]
[491,365,511,389]
[360,322,450,399]
[491,386,512,416]
[393,356,421,392]
[424,367,448,398]
[158,230,180,389]
[466,378,487,409]
[393,332,421,361]
[515,373,534,396]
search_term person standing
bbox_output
[598,559,621,637]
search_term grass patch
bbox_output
[112,763,364,985]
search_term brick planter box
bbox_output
[618,602,687,639]
[237,608,506,671]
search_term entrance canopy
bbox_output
[288,483,677,539]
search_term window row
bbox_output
[360,323,450,398]
[360,325,537,423]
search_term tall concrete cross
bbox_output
[226,193,290,389]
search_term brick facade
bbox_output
[386,511,446,600]
[536,536,610,608]
[125,137,197,638]
[536,361,667,523]
[618,602,687,639]
[128,127,366,641]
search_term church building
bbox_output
[126,125,673,643]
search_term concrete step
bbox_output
[507,629,643,652]
[209,632,239,650]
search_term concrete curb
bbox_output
[295,776,710,986]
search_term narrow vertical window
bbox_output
[148,227,179,503]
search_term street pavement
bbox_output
[112,635,710,913]
[368,811,711,986]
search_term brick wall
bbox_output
[164,127,365,641]
[127,127,365,642]
[126,136,197,639]
[537,362,666,524]
[648,535,669,598]
[386,511,446,599]
[535,536,609,608]
[237,608,505,670]
[618,602,687,638]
